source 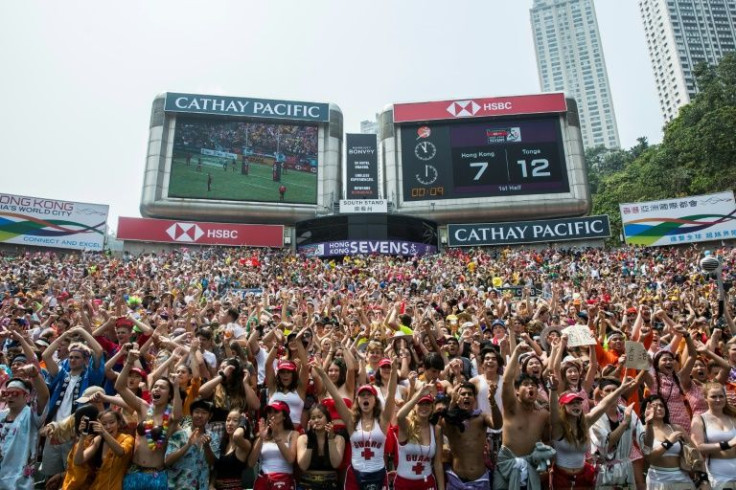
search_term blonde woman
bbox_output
[690,382,736,489]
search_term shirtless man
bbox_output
[441,381,501,490]
[494,342,554,490]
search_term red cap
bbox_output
[277,360,297,372]
[418,394,435,404]
[378,358,392,368]
[130,367,148,381]
[115,318,134,329]
[266,400,290,414]
[357,384,378,396]
[559,392,584,405]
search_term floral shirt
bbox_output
[0,402,48,490]
[165,426,220,490]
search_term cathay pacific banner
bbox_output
[448,215,610,247]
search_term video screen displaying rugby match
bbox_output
[168,116,319,205]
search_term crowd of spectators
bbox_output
[1,243,735,490]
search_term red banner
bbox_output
[393,93,567,123]
[117,217,283,247]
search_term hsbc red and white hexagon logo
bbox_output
[165,222,204,242]
[446,100,480,117]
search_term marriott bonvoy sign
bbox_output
[117,217,283,247]
[448,216,610,247]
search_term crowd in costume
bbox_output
[0,244,735,489]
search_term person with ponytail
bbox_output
[393,384,444,490]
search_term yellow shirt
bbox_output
[62,439,95,490]
[89,433,135,490]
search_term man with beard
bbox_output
[439,381,501,490]
[494,342,555,490]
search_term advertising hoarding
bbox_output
[169,117,318,205]
[345,133,378,199]
[0,193,108,251]
[117,217,283,247]
[164,93,330,122]
[620,191,736,246]
[400,115,569,201]
[339,200,388,214]
[393,93,567,123]
[298,240,436,257]
[448,215,610,247]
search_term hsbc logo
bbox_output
[166,222,204,242]
[446,100,480,117]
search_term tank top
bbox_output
[321,397,353,423]
[475,375,503,417]
[350,419,386,472]
[702,413,736,443]
[260,434,294,474]
[215,449,248,479]
[376,385,402,411]
[656,438,682,458]
[307,435,333,471]
[553,437,587,469]
[396,425,436,480]
[269,390,304,427]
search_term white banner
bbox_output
[201,148,238,159]
[339,199,388,214]
[620,190,736,247]
[0,193,109,251]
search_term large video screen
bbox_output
[169,116,318,205]
[400,115,569,201]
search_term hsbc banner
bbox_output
[117,217,283,247]
[448,215,610,247]
[393,93,567,123]
[345,133,378,199]
[298,240,436,257]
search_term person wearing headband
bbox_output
[0,373,49,489]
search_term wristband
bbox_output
[720,441,731,451]
[661,440,674,450]
[218,371,226,381]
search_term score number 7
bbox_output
[516,159,550,178]
[469,161,488,181]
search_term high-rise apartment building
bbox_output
[639,0,736,122]
[531,0,620,149]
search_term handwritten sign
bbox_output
[625,341,650,370]
[562,325,597,347]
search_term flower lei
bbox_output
[144,404,171,451]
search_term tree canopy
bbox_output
[588,52,736,243]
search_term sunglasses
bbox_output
[2,389,26,398]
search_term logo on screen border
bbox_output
[166,222,204,242]
[446,100,480,117]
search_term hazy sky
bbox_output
[0,1,663,228]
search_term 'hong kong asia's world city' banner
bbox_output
[620,190,736,247]
[0,193,109,251]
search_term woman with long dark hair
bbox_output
[266,332,310,430]
[213,408,252,490]
[641,394,696,489]
[247,401,298,490]
[690,382,736,488]
[73,409,134,490]
[315,357,398,490]
[296,404,345,490]
[644,329,698,434]
[115,349,182,490]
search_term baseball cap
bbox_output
[559,392,584,405]
[357,384,378,396]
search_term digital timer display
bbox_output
[400,116,569,202]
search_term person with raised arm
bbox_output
[494,341,555,490]
[394,383,445,490]
[115,349,182,490]
[247,400,298,490]
[314,356,398,490]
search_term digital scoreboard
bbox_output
[381,93,591,224]
[400,116,568,201]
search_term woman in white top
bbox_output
[691,382,736,489]
[641,394,696,490]
[315,357,398,490]
[266,333,309,430]
[248,401,298,490]
[549,372,639,489]
[394,384,444,490]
